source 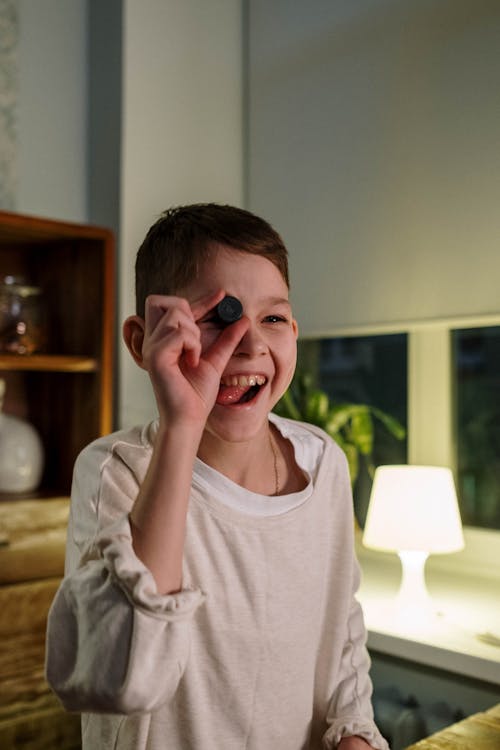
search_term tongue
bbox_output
[216,385,252,405]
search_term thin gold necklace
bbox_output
[269,428,280,496]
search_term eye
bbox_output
[263,314,287,324]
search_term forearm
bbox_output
[130,422,202,594]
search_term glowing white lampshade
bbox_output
[363,465,464,554]
[363,465,464,624]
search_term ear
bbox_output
[292,318,299,339]
[122,315,148,369]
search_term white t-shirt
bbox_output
[46,414,388,750]
[192,413,324,517]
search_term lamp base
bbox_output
[393,550,436,630]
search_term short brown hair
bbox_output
[134,203,289,316]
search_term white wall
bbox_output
[17,0,88,222]
[118,0,244,426]
[247,0,500,335]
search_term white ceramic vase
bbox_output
[0,380,44,493]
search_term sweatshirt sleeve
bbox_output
[45,436,205,715]
[322,569,389,749]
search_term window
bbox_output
[297,334,408,526]
[289,321,500,556]
[453,326,500,530]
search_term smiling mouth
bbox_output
[216,374,267,406]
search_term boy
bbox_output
[46,204,389,750]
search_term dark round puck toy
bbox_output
[216,296,243,325]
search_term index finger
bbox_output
[189,289,226,322]
[144,294,191,334]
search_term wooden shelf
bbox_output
[0,354,99,372]
[0,210,114,750]
[0,209,115,492]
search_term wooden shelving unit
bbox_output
[0,210,115,749]
[0,210,114,496]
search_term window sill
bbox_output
[356,531,500,686]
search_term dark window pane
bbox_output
[296,334,408,526]
[453,326,500,530]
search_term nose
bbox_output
[233,323,267,358]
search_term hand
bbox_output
[127,290,249,429]
[338,737,375,750]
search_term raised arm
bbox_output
[123,290,249,593]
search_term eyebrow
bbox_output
[261,296,291,307]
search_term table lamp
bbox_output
[362,465,464,623]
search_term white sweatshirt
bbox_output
[46,416,389,750]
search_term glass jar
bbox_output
[0,276,46,355]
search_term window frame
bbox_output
[301,313,500,578]
[410,317,500,577]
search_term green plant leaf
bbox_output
[350,408,374,455]
[304,389,330,425]
[371,407,406,440]
[324,405,354,435]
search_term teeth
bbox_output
[221,374,267,387]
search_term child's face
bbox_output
[181,245,298,442]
